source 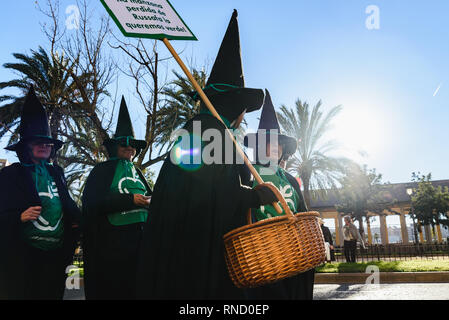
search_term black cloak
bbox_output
[81,159,152,299]
[283,171,316,300]
[0,163,81,299]
[137,113,263,299]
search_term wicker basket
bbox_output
[223,183,326,288]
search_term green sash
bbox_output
[108,160,148,226]
[22,163,64,251]
[252,165,300,221]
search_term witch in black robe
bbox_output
[137,10,279,300]
[82,97,152,300]
[0,87,81,299]
[243,90,316,300]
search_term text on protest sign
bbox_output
[101,0,197,40]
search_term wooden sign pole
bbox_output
[162,38,282,214]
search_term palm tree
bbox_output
[0,46,105,200]
[0,46,81,146]
[277,99,349,208]
[159,68,249,150]
[0,46,107,158]
[156,69,207,151]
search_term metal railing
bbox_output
[71,243,449,267]
[330,243,449,263]
[73,250,84,268]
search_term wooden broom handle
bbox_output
[162,38,283,214]
[247,182,295,225]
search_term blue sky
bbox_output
[1,0,448,190]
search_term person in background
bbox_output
[342,215,365,263]
[0,87,81,299]
[82,97,152,300]
[319,218,335,262]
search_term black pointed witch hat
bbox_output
[244,89,298,158]
[103,96,147,156]
[5,86,63,152]
[192,9,265,122]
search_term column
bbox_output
[333,215,339,246]
[366,216,372,245]
[335,212,343,247]
[436,224,443,243]
[399,208,409,244]
[379,215,389,245]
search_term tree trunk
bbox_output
[302,176,311,209]
[425,224,432,243]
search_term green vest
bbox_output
[22,163,64,251]
[108,160,149,226]
[252,165,300,221]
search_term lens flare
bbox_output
[170,133,203,172]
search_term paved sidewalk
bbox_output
[313,283,449,300]
[63,279,449,300]
[63,287,85,300]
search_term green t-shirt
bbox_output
[22,164,64,251]
[107,160,149,226]
[252,165,300,221]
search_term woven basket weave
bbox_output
[223,183,326,288]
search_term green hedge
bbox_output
[316,260,449,273]
[69,260,449,277]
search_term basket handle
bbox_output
[247,182,295,225]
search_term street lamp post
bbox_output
[406,188,418,245]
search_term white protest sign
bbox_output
[101,0,197,40]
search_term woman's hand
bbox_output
[21,206,42,222]
[133,194,151,208]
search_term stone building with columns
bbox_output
[310,179,449,246]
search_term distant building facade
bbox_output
[310,179,449,246]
